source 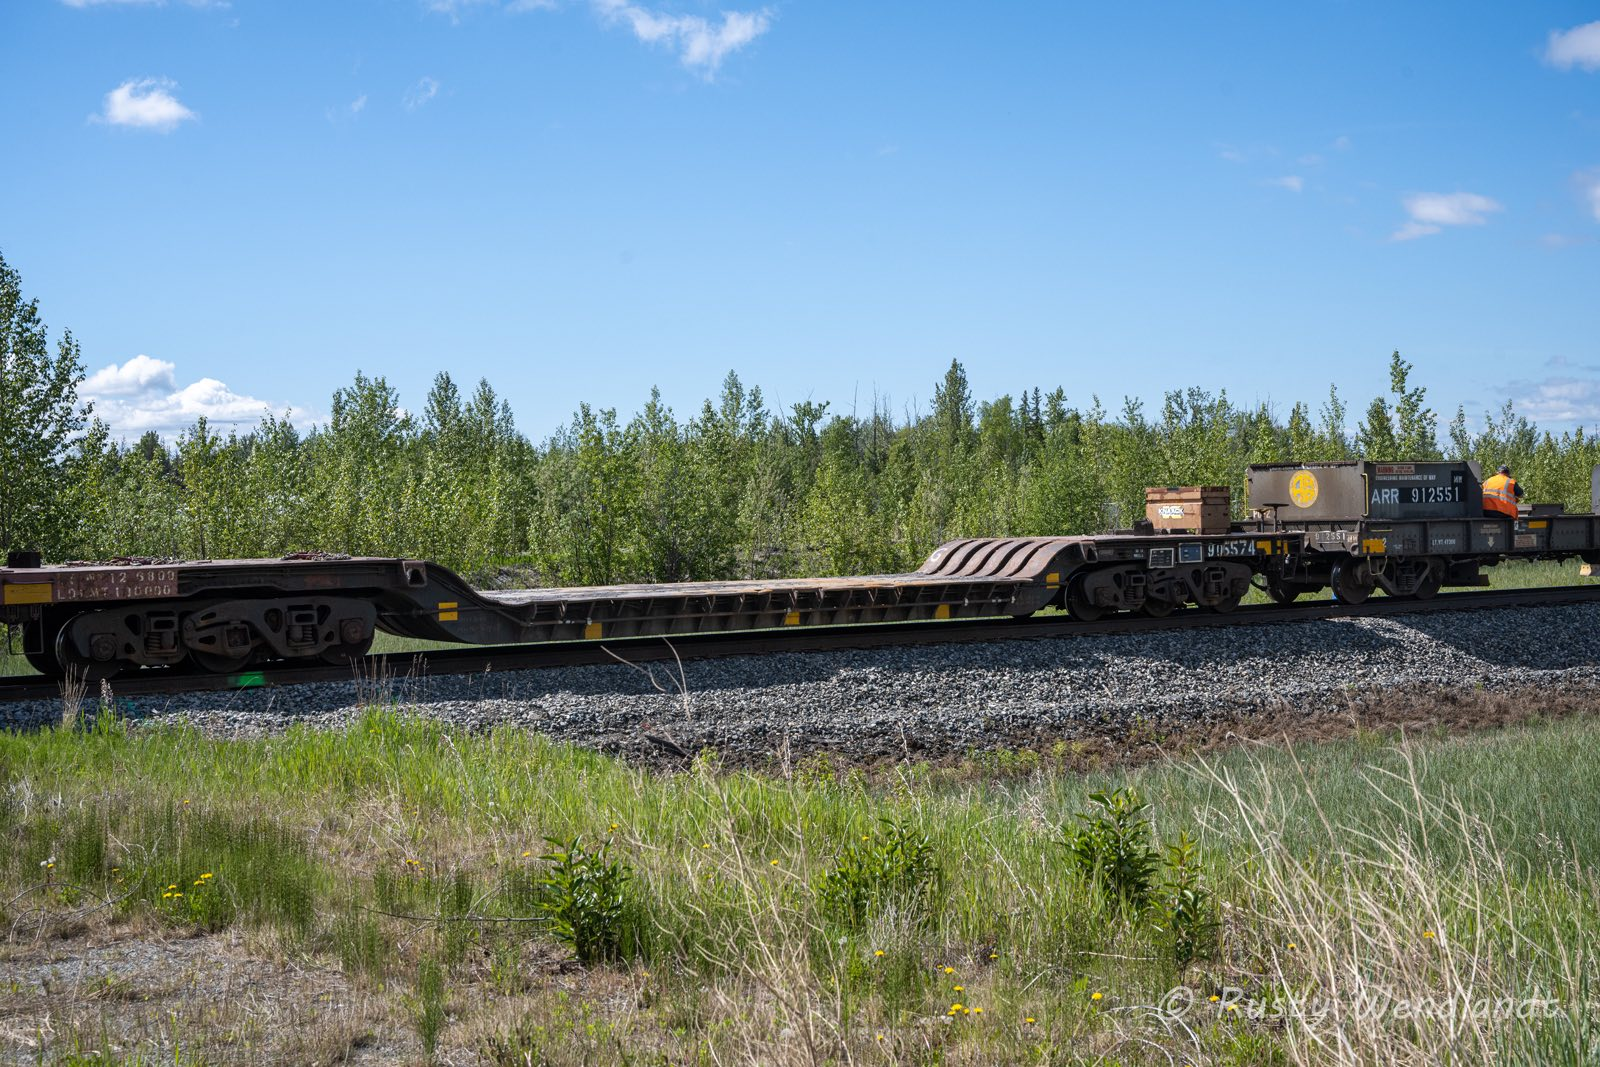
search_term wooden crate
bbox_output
[1145,486,1231,534]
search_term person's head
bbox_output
[1498,465,1511,476]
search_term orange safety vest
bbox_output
[1482,473,1519,518]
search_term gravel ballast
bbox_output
[5,603,1599,764]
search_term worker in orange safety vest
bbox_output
[1482,465,1523,518]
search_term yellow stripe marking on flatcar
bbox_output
[783,611,801,626]
[437,601,459,622]
[1361,538,1387,554]
[1528,520,1548,529]
[584,622,603,640]
[935,604,951,620]
[2,582,53,605]
[1256,540,1272,553]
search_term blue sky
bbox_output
[2,1,1599,441]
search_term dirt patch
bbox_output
[0,925,397,1065]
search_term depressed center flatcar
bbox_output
[3,460,1598,680]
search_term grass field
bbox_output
[4,696,1600,1064]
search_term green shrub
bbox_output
[534,835,634,964]
[1064,787,1159,912]
[815,818,942,929]
[1157,830,1216,973]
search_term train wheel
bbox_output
[1408,560,1443,601]
[1065,577,1104,622]
[1265,579,1302,605]
[1330,560,1373,605]
[54,617,124,684]
[320,634,374,667]
[1206,592,1243,614]
[190,650,255,675]
[1142,597,1178,618]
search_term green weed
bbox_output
[534,835,635,964]
[410,955,447,1063]
[815,817,942,930]
[1063,787,1160,912]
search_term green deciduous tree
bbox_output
[0,253,90,556]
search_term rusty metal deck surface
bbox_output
[479,572,1003,606]
[478,537,1088,606]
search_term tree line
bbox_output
[5,250,1598,585]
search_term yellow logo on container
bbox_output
[1289,470,1319,508]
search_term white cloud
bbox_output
[84,354,177,397]
[83,356,310,439]
[1545,20,1600,71]
[1267,175,1304,193]
[593,0,771,75]
[419,0,770,74]
[405,76,440,110]
[97,78,197,132]
[1391,191,1503,241]
[1509,376,1600,424]
[1332,135,1352,151]
[423,0,550,17]
[1577,169,1600,221]
[325,94,368,124]
[424,0,495,19]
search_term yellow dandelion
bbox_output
[1024,1016,1036,1024]
[989,952,998,959]
[962,1007,970,1016]
[46,862,54,869]
[167,884,177,890]
[162,892,173,899]
[174,892,183,899]
[1288,942,1297,950]
[949,1002,963,1012]
[875,1034,884,1042]
[701,843,710,849]
[770,859,780,867]
[1225,1004,1238,1013]
[862,835,869,841]
[972,1007,983,1015]
[1423,930,1436,939]
[202,872,212,879]
[182,799,190,805]
[942,966,955,974]
[1091,992,1103,1001]
[953,985,964,992]
[609,823,619,832]
[522,850,532,857]
[874,950,885,957]
[194,880,203,886]
[1209,995,1220,1002]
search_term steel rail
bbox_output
[3,583,1599,706]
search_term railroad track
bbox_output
[3,583,1598,706]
